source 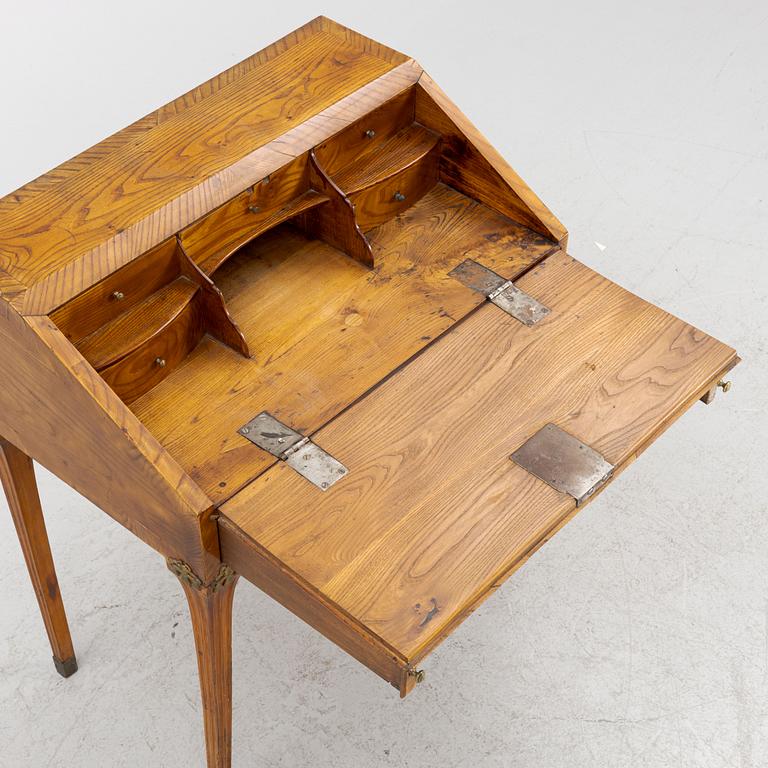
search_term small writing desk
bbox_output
[0,17,738,767]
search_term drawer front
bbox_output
[50,238,180,344]
[179,155,314,275]
[99,295,205,403]
[348,141,440,231]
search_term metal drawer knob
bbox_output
[393,191,406,202]
[111,291,125,301]
[365,129,376,138]
[154,357,166,368]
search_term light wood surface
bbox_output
[131,184,558,502]
[221,251,736,667]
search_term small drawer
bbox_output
[50,238,181,344]
[348,139,441,231]
[99,293,206,403]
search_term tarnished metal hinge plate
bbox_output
[238,412,347,491]
[449,259,550,326]
[510,423,614,505]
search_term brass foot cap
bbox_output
[53,655,78,678]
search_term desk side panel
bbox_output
[0,303,219,579]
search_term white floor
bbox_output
[1,2,766,766]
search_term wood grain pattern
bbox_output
[180,154,327,276]
[331,123,439,194]
[76,278,199,370]
[50,237,182,344]
[0,302,218,579]
[130,185,557,501]
[218,521,408,688]
[415,73,568,247]
[295,151,374,266]
[348,137,441,230]
[0,18,371,213]
[313,87,415,177]
[1,33,422,316]
[221,251,737,666]
[0,437,77,675]
[99,293,206,404]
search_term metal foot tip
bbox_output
[53,655,78,678]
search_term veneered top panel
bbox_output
[0,17,411,311]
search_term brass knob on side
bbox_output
[393,191,406,202]
[409,668,426,684]
[154,357,166,368]
[718,380,732,393]
[365,129,376,138]
[111,291,125,301]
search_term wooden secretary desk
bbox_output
[0,17,738,767]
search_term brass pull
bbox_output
[111,291,125,301]
[248,205,261,214]
[154,357,166,368]
[409,669,426,684]
[365,129,376,139]
[393,191,406,202]
[718,380,731,393]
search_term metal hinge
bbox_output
[449,259,550,326]
[510,423,614,506]
[238,412,348,491]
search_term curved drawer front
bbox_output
[99,295,205,403]
[50,238,181,344]
[348,142,441,231]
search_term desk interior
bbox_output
[129,184,557,501]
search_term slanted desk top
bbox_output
[0,17,738,766]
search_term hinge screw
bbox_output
[718,380,732,393]
[393,191,406,202]
[111,290,125,301]
[365,129,375,138]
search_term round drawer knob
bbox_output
[365,129,376,139]
[393,191,406,202]
[154,357,167,368]
[111,291,125,301]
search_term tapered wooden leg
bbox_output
[169,559,239,768]
[0,437,77,677]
